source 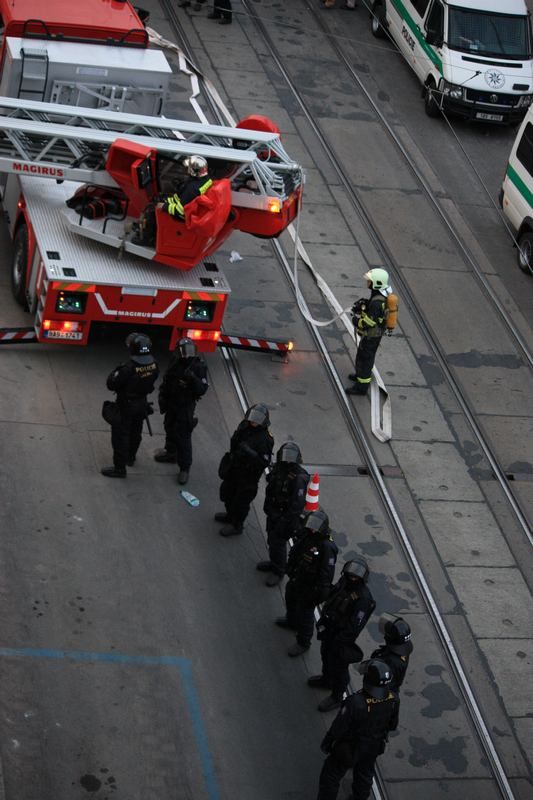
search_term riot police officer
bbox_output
[257,441,310,587]
[346,268,390,396]
[317,660,399,800]
[101,333,159,478]
[216,403,274,537]
[309,557,375,712]
[154,337,208,485]
[276,509,338,657]
[359,614,413,692]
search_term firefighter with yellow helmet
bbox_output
[346,269,398,396]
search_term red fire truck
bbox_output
[0,0,302,351]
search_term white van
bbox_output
[500,105,533,273]
[370,0,533,124]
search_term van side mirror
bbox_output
[426,28,443,47]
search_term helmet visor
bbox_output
[178,339,196,359]
[278,442,301,464]
[378,613,398,638]
[246,405,268,426]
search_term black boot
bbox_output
[101,466,127,478]
[154,449,177,463]
[219,524,243,537]
[308,675,330,688]
[178,469,189,485]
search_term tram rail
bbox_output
[238,0,532,551]
[161,2,527,798]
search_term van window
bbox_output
[412,0,430,17]
[426,1,444,42]
[448,10,531,59]
[517,123,533,178]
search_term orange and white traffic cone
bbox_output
[304,473,320,512]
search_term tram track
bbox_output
[239,0,532,553]
[161,3,525,798]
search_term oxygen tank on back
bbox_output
[385,293,399,331]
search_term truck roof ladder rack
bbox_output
[17,49,49,102]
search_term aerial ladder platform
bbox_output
[0,96,304,271]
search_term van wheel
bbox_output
[371,1,386,38]
[12,224,29,307]
[424,81,441,117]
[517,231,533,275]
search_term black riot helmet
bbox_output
[245,403,270,428]
[379,613,413,656]
[277,441,303,465]
[303,509,329,536]
[362,659,393,700]
[176,337,197,359]
[126,332,153,365]
[342,556,369,584]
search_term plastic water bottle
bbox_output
[180,490,200,507]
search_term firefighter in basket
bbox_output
[132,155,213,247]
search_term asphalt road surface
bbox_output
[0,2,532,800]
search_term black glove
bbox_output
[351,298,366,324]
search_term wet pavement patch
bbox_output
[416,355,445,386]
[446,350,523,369]
[408,735,468,773]
[80,774,101,792]
[420,681,461,718]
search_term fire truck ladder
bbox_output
[0,96,302,202]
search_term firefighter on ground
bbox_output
[132,155,213,246]
[256,441,310,587]
[154,337,209,486]
[308,557,376,712]
[101,333,159,478]
[359,614,413,692]
[346,268,393,396]
[276,509,338,657]
[215,404,274,537]
[317,659,399,800]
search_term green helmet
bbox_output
[363,268,389,290]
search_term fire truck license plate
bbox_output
[45,330,83,341]
[476,112,504,122]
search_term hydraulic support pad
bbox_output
[0,327,37,343]
[217,333,293,354]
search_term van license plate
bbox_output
[476,112,504,121]
[45,330,83,341]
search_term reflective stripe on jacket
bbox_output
[164,178,213,218]
[357,292,386,338]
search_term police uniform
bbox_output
[219,421,274,532]
[263,462,310,577]
[318,689,399,800]
[316,579,375,701]
[106,356,159,471]
[368,643,411,692]
[349,290,386,395]
[158,353,208,472]
[285,528,338,650]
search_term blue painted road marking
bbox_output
[0,646,221,800]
